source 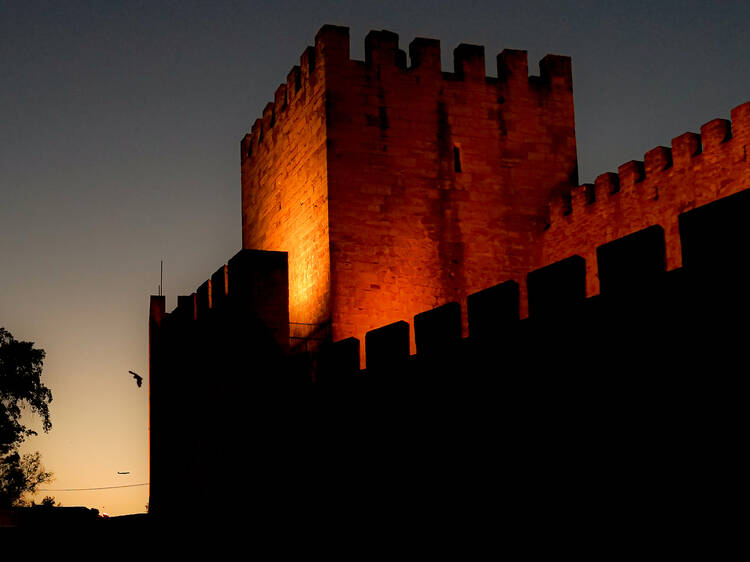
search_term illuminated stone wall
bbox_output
[319,27,577,352]
[542,102,750,298]
[242,25,578,361]
[240,45,331,346]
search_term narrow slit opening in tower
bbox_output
[454,145,462,173]
[379,106,388,131]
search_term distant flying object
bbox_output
[117,472,130,475]
[128,371,143,388]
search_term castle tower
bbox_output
[241,25,578,361]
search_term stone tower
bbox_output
[240,25,578,360]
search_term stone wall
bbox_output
[240,44,330,345]
[320,27,577,353]
[542,102,750,298]
[242,25,578,361]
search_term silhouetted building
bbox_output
[149,25,749,527]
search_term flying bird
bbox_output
[128,371,143,388]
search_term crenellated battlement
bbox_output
[239,37,323,162]
[240,24,578,355]
[316,183,750,371]
[547,103,750,223]
[160,250,290,355]
[543,101,750,297]
[240,25,574,163]
[150,24,750,522]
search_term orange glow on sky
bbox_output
[16,334,149,515]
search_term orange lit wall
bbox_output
[320,27,576,355]
[242,25,578,362]
[541,102,750,298]
[241,47,331,344]
[236,25,750,369]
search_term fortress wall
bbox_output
[542,102,750,298]
[317,27,577,359]
[240,42,331,339]
[151,250,290,372]
[236,26,750,368]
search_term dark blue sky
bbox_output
[2,0,748,514]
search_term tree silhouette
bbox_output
[37,495,59,507]
[0,327,53,506]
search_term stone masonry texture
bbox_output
[241,25,579,362]
[544,106,750,299]
[240,24,750,366]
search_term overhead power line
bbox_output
[38,483,149,492]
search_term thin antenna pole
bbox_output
[160,261,163,296]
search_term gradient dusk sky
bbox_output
[2,1,749,516]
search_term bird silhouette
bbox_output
[128,371,143,388]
